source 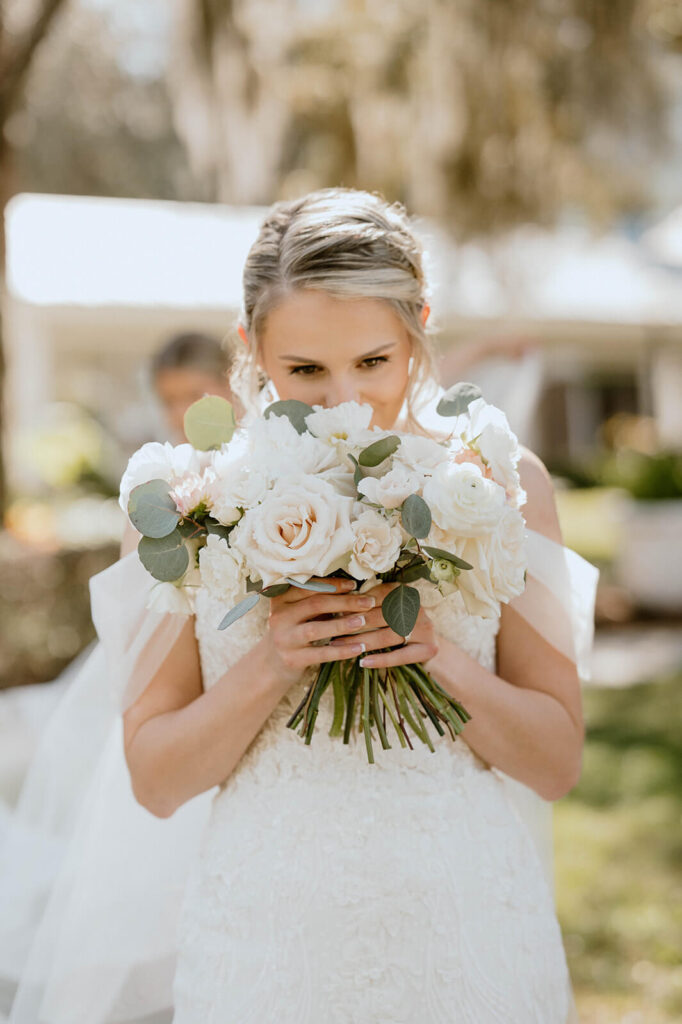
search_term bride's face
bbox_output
[258,290,412,429]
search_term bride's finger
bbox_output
[358,642,439,669]
[290,612,371,648]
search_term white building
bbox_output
[3,192,682,492]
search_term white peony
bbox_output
[393,433,446,473]
[485,504,527,603]
[229,475,354,587]
[348,509,403,579]
[357,462,424,510]
[305,401,373,444]
[199,533,248,603]
[119,442,203,514]
[423,461,507,537]
[170,468,216,517]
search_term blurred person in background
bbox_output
[0,331,234,1020]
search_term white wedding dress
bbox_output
[172,580,572,1024]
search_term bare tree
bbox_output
[0,0,70,518]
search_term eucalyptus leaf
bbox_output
[423,545,473,570]
[260,583,291,598]
[398,562,433,584]
[128,479,180,539]
[138,530,189,582]
[401,493,432,539]
[217,592,261,630]
[183,395,235,450]
[358,434,400,467]
[205,520,233,543]
[264,400,314,435]
[381,584,421,637]
[436,381,482,418]
[284,577,338,593]
[348,453,365,487]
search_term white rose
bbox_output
[199,533,248,603]
[348,509,403,579]
[146,581,195,616]
[119,442,202,514]
[229,475,354,587]
[357,463,423,510]
[246,414,340,479]
[423,461,506,537]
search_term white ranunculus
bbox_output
[449,398,524,506]
[305,401,373,444]
[119,442,202,514]
[199,533,248,603]
[348,509,403,579]
[146,581,195,616]
[423,461,507,537]
[229,475,354,587]
[357,462,423,510]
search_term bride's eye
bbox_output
[361,356,389,369]
[289,364,322,376]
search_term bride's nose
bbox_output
[324,376,361,408]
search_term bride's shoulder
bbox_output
[517,447,563,544]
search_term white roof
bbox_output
[6,192,682,328]
[5,193,264,310]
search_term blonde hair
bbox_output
[231,187,438,427]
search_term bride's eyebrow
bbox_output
[279,342,397,363]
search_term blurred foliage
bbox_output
[5,1,205,202]
[553,451,682,499]
[171,0,681,234]
[0,534,118,688]
[16,403,123,497]
[555,676,682,1020]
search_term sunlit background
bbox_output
[1,2,681,1021]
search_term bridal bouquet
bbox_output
[119,384,528,762]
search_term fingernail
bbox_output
[350,643,365,655]
[359,656,374,667]
[358,596,375,609]
[347,615,365,628]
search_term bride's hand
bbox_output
[263,578,378,686]
[328,581,439,669]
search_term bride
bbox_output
[117,188,589,1023]
[7,187,597,1024]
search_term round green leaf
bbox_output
[401,493,432,539]
[358,434,400,467]
[218,592,261,630]
[423,545,473,570]
[183,395,235,450]
[138,530,189,582]
[128,479,181,538]
[381,584,421,637]
[264,400,314,435]
[436,382,483,418]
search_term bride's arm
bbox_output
[354,450,584,801]
[122,581,374,818]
